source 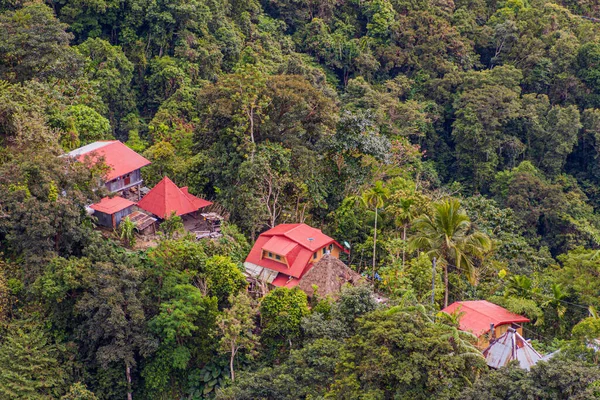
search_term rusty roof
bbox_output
[483,328,543,370]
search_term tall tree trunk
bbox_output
[372,207,378,285]
[230,346,236,382]
[402,224,407,269]
[444,264,449,308]
[126,363,133,400]
[249,106,255,161]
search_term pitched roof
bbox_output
[483,328,543,370]
[67,141,151,182]
[90,196,136,214]
[136,176,212,219]
[297,255,363,297]
[441,300,530,337]
[244,223,345,281]
[262,224,337,252]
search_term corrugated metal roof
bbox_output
[262,236,298,255]
[244,223,346,284]
[136,176,212,219]
[67,141,112,157]
[441,300,530,337]
[483,328,543,370]
[90,196,136,214]
[68,141,151,182]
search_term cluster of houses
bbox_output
[67,140,220,237]
[69,140,551,371]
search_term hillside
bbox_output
[1,0,600,398]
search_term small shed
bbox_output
[483,327,543,370]
[127,210,158,235]
[90,196,136,229]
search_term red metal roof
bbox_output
[70,141,151,182]
[441,300,530,337]
[90,196,136,214]
[136,176,213,219]
[180,187,213,209]
[244,223,345,283]
[272,273,300,288]
[262,236,299,256]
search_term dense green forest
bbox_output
[3,0,600,398]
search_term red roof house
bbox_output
[244,223,347,288]
[441,300,530,348]
[89,196,136,228]
[67,141,151,193]
[136,176,212,219]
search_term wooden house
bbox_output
[90,196,136,229]
[66,141,151,196]
[244,223,348,288]
[441,300,531,349]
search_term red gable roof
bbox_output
[244,223,345,284]
[90,196,136,214]
[441,300,530,337]
[136,176,212,219]
[68,141,151,182]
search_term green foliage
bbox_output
[328,308,486,400]
[61,383,97,400]
[119,216,136,247]
[462,360,600,399]
[64,105,112,145]
[203,255,247,308]
[5,0,600,397]
[410,199,492,307]
[217,292,257,381]
[0,320,66,399]
[150,284,217,345]
[260,287,309,355]
[0,4,81,82]
[159,211,185,239]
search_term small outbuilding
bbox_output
[483,327,543,370]
[441,300,530,349]
[90,196,136,229]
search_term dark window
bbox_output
[313,252,317,259]
[268,252,273,258]
[276,255,281,260]
[323,248,326,254]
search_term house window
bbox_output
[268,252,273,258]
[275,255,281,260]
[322,247,326,255]
[313,252,317,260]
[329,244,333,250]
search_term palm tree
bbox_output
[409,199,491,307]
[395,198,416,269]
[119,217,136,248]
[361,181,390,284]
